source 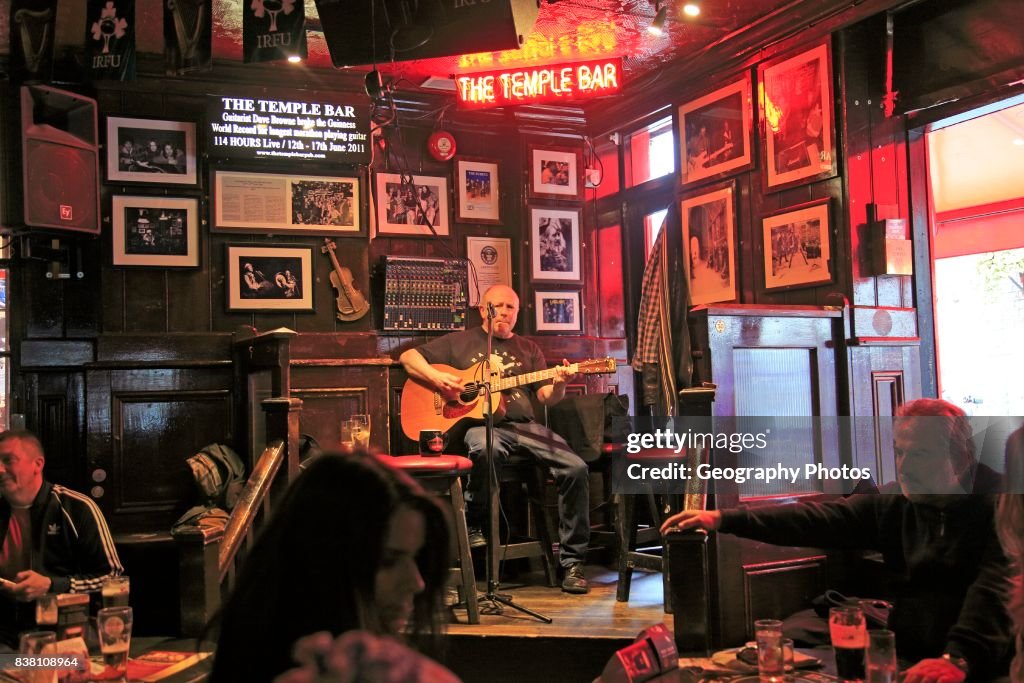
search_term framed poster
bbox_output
[529,205,582,284]
[762,199,832,291]
[534,290,582,333]
[226,244,315,311]
[214,171,362,235]
[106,116,198,185]
[374,172,450,237]
[758,40,837,191]
[112,195,199,267]
[527,143,584,201]
[680,183,737,305]
[466,235,512,306]
[678,72,755,187]
[455,157,500,224]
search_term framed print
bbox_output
[226,244,314,312]
[374,173,450,237]
[466,236,512,306]
[214,171,362,236]
[679,72,755,187]
[758,40,837,191]
[112,196,199,268]
[534,290,582,333]
[527,143,584,201]
[106,116,197,185]
[680,183,737,305]
[762,199,832,291]
[455,157,500,224]
[530,205,582,284]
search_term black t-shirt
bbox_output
[416,327,548,422]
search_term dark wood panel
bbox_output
[742,555,828,638]
[123,270,169,333]
[292,364,391,453]
[25,371,85,489]
[167,266,212,332]
[20,340,94,368]
[95,334,231,363]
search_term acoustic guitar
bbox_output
[400,357,616,441]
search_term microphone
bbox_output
[487,302,497,319]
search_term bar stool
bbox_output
[380,454,480,624]
[488,456,559,588]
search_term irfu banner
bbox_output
[244,0,307,64]
[85,0,136,81]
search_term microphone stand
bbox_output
[478,302,552,623]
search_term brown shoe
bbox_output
[561,563,589,594]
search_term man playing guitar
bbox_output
[399,285,592,594]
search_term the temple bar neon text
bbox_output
[455,58,623,109]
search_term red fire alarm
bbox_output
[427,130,457,161]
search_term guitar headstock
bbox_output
[576,358,616,375]
[321,238,336,254]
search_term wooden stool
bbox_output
[381,455,480,624]
[615,491,672,613]
[489,457,559,588]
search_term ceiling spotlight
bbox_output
[683,3,700,17]
[648,3,668,35]
[287,55,302,64]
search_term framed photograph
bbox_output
[106,116,197,185]
[530,205,582,284]
[374,173,450,237]
[527,143,584,201]
[679,72,755,187]
[466,236,512,306]
[112,196,199,267]
[455,157,500,224]
[534,290,582,333]
[226,244,314,312]
[762,199,832,291]
[680,183,737,305]
[758,40,837,191]
[214,171,362,236]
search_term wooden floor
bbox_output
[449,563,672,638]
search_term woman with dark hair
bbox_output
[208,452,453,683]
[997,427,1024,683]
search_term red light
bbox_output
[455,58,623,110]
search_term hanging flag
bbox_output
[164,0,213,75]
[243,0,307,64]
[9,0,58,83]
[85,0,136,81]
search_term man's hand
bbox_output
[902,657,967,683]
[12,570,52,602]
[550,359,576,387]
[659,510,722,535]
[432,370,463,401]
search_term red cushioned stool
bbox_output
[380,455,479,624]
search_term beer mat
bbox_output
[692,676,837,683]
[708,647,822,674]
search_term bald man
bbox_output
[400,285,591,594]
[0,430,123,646]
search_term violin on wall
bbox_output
[321,238,369,322]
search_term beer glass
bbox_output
[829,606,867,681]
[101,575,130,608]
[781,638,795,681]
[19,631,57,683]
[351,414,371,449]
[754,619,785,683]
[865,630,897,683]
[97,606,133,682]
[339,419,355,453]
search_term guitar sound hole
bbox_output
[459,383,480,403]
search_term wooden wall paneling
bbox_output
[291,363,392,453]
[101,264,126,334]
[21,258,65,338]
[742,554,829,635]
[123,270,169,333]
[167,265,212,332]
[24,371,85,489]
[63,241,102,337]
[86,365,235,533]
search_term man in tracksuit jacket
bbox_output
[0,430,122,647]
[661,399,1013,683]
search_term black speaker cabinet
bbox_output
[314,0,540,67]
[20,85,100,235]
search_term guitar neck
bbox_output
[493,364,581,392]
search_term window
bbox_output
[644,209,668,259]
[625,116,675,187]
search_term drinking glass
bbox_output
[781,637,795,681]
[754,619,785,683]
[339,419,355,453]
[19,631,57,683]
[97,606,133,683]
[865,630,897,683]
[829,606,867,681]
[101,575,130,608]
[351,414,371,449]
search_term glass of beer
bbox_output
[339,419,355,453]
[97,606,133,682]
[829,606,867,681]
[350,414,371,449]
[101,576,130,608]
[865,630,897,683]
[19,631,57,683]
[754,619,785,683]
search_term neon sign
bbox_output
[455,58,623,109]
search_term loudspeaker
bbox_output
[20,85,100,235]
[313,0,540,67]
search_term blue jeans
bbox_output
[464,422,590,567]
